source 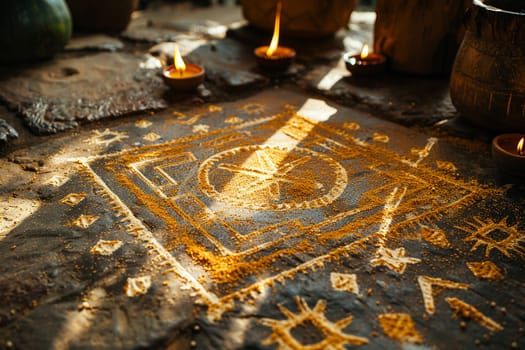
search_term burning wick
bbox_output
[518,137,524,156]
[266,0,282,57]
[173,44,186,77]
[360,44,369,60]
[254,0,295,72]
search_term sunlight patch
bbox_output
[0,197,41,240]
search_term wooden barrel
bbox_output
[240,0,358,38]
[450,0,525,132]
[374,0,470,75]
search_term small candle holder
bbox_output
[162,63,205,91]
[492,133,525,177]
[343,52,387,76]
[254,46,296,73]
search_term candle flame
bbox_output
[518,137,524,156]
[266,0,282,57]
[173,44,186,76]
[360,44,369,60]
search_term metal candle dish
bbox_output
[162,63,205,91]
[492,133,525,177]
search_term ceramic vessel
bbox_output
[240,0,358,37]
[66,0,138,33]
[450,0,525,132]
[162,64,205,91]
[374,0,470,75]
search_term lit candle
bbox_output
[492,134,525,177]
[254,0,296,72]
[162,44,205,91]
[343,44,387,76]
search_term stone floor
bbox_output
[0,3,524,350]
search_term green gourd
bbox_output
[0,0,72,64]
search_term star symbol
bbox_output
[457,217,525,258]
[86,129,128,146]
[261,297,368,349]
[370,247,420,274]
[192,124,210,134]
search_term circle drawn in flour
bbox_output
[198,145,348,210]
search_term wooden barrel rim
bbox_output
[474,0,525,16]
[466,0,525,43]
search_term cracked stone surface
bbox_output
[0,119,17,144]
[0,53,167,135]
[65,34,125,52]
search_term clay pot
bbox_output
[66,0,138,33]
[374,0,471,75]
[450,0,525,132]
[240,0,358,37]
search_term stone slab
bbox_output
[123,3,242,43]
[65,35,125,52]
[0,119,17,144]
[0,53,167,135]
[0,89,523,350]
[301,66,459,127]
